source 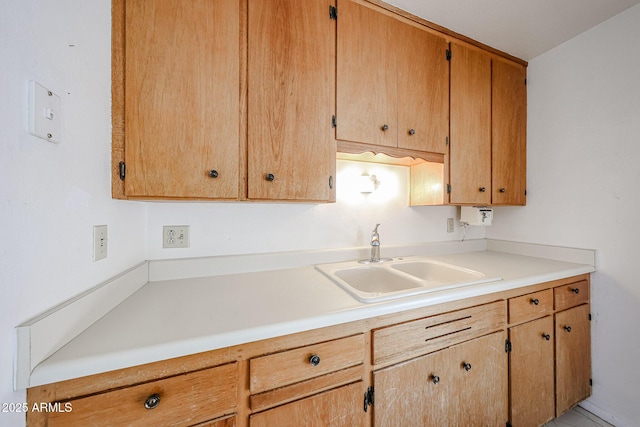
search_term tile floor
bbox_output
[544,406,615,427]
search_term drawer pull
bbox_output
[530,298,540,305]
[208,170,219,178]
[571,287,580,294]
[462,362,472,372]
[144,393,161,410]
[564,326,572,333]
[309,354,321,366]
[381,124,389,131]
[479,187,486,192]
[430,374,440,385]
[542,333,551,341]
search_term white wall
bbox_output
[488,4,640,425]
[0,1,146,425]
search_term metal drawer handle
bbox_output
[571,287,580,294]
[144,393,161,410]
[530,298,540,305]
[430,374,440,385]
[542,333,551,341]
[309,354,321,366]
[564,326,572,333]
[463,362,472,372]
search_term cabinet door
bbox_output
[492,59,527,205]
[249,382,365,427]
[450,331,508,426]
[509,316,555,427]
[556,304,591,415]
[248,0,336,201]
[373,348,451,426]
[397,24,449,154]
[124,0,239,198]
[449,43,491,205]
[336,0,397,148]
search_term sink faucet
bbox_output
[370,223,381,262]
[359,223,391,264]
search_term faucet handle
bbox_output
[372,223,381,234]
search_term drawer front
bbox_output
[48,363,237,427]
[554,279,589,311]
[508,289,553,325]
[250,334,364,394]
[372,300,506,365]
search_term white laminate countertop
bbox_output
[28,249,595,387]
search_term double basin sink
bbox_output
[316,257,501,303]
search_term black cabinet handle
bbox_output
[381,124,389,131]
[208,170,219,178]
[408,128,416,135]
[542,333,551,341]
[479,187,486,192]
[571,288,580,294]
[463,362,472,372]
[530,298,540,305]
[564,326,572,333]
[309,354,321,366]
[499,188,506,193]
[266,173,275,181]
[144,393,161,410]
[430,374,440,384]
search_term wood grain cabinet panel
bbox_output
[249,334,364,393]
[554,280,589,311]
[47,363,237,427]
[373,331,507,426]
[123,0,240,199]
[492,59,527,205]
[449,43,492,205]
[248,0,336,202]
[509,316,555,427]
[556,304,592,415]
[372,300,505,365]
[508,289,553,325]
[337,0,449,154]
[249,382,366,427]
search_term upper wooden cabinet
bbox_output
[119,0,240,199]
[492,59,527,205]
[449,44,527,206]
[247,0,337,202]
[337,0,449,154]
[449,43,492,205]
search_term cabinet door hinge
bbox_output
[119,161,126,181]
[505,339,512,353]
[363,386,374,412]
[590,378,593,386]
[589,313,592,321]
[331,115,337,128]
[329,5,337,20]
[446,184,451,194]
[446,49,452,60]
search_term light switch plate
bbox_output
[29,81,62,143]
[163,226,190,248]
[93,225,108,261]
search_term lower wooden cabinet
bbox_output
[46,363,237,427]
[555,304,591,415]
[373,331,507,426]
[249,382,365,427]
[509,316,555,427]
[27,274,591,427]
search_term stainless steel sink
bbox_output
[316,257,501,303]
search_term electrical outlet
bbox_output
[93,225,108,261]
[163,225,190,248]
[447,218,454,233]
